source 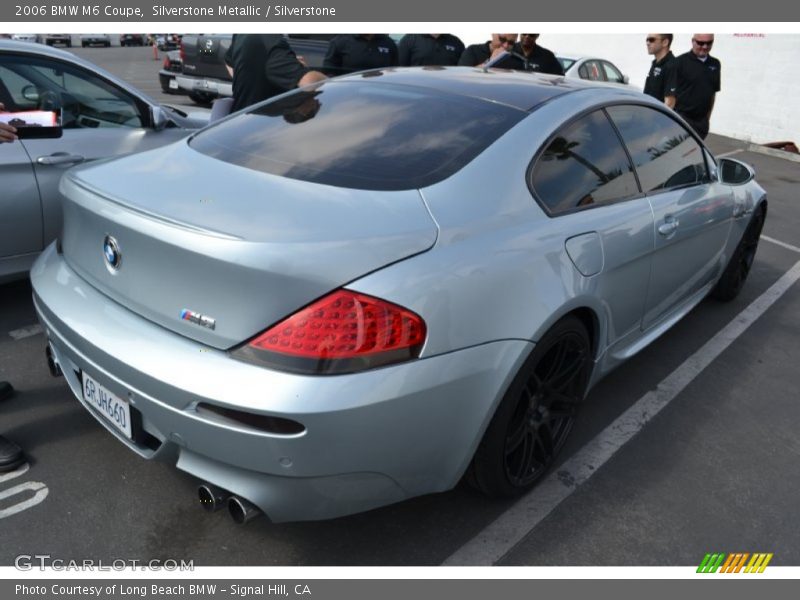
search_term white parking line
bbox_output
[8,324,43,341]
[762,235,800,254]
[443,259,800,565]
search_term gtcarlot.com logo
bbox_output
[697,552,773,573]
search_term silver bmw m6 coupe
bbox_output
[31,67,766,523]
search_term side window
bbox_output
[531,109,639,215]
[0,55,143,129]
[578,60,603,81]
[607,105,708,193]
[602,61,624,83]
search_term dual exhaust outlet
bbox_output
[198,483,263,524]
[44,347,262,525]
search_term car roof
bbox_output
[333,66,638,112]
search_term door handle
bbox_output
[36,153,85,166]
[658,218,680,236]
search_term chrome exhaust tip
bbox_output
[198,483,229,512]
[228,495,262,525]
[46,344,62,377]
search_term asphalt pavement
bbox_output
[1,44,799,566]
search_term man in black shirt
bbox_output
[458,34,518,66]
[498,33,564,75]
[226,34,326,113]
[643,34,675,102]
[397,34,465,66]
[0,381,24,473]
[665,34,721,139]
[323,34,398,74]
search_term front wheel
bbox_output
[468,315,592,498]
[711,206,766,302]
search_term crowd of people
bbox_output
[221,33,720,139]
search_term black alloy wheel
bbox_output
[712,206,766,301]
[469,315,592,497]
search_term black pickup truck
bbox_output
[176,34,342,105]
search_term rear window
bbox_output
[189,80,525,191]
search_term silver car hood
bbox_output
[59,141,438,349]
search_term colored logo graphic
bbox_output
[697,553,773,573]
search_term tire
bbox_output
[468,315,592,498]
[711,206,766,302]
[188,91,215,107]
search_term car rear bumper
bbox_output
[31,244,530,521]
[176,74,232,98]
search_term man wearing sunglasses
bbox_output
[644,34,675,102]
[665,34,721,139]
[458,34,518,67]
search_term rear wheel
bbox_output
[469,315,592,497]
[711,206,766,301]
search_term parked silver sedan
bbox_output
[558,55,630,85]
[32,68,766,524]
[0,40,207,282]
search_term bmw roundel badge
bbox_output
[103,235,122,270]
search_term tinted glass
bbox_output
[558,57,576,71]
[607,105,708,192]
[0,55,142,129]
[531,109,639,214]
[602,61,624,83]
[579,60,603,81]
[189,81,525,191]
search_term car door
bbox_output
[0,52,189,250]
[606,104,734,329]
[0,134,41,274]
[530,108,654,348]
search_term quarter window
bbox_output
[531,109,639,214]
[606,105,708,193]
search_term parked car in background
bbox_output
[558,55,629,85]
[155,34,181,51]
[177,34,338,106]
[38,34,72,47]
[31,67,766,524]
[120,34,146,47]
[81,34,111,48]
[11,34,38,43]
[0,40,208,282]
[159,50,185,94]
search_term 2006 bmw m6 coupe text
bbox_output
[32,67,767,524]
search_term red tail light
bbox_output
[162,56,170,69]
[231,290,426,374]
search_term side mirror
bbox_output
[622,74,629,85]
[21,84,40,103]
[151,105,169,130]
[718,157,755,185]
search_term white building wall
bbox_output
[458,33,800,144]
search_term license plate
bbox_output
[81,372,132,439]
[168,79,178,89]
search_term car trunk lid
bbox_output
[59,141,437,349]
